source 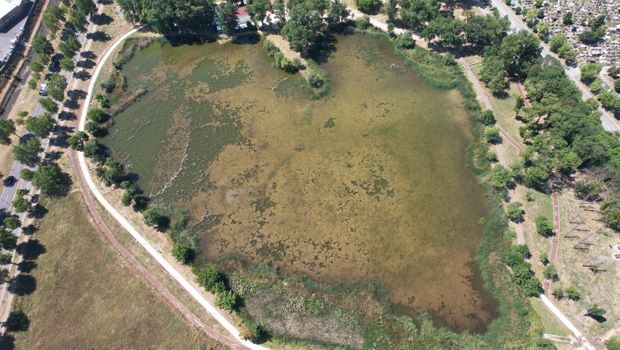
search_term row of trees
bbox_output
[280,0,348,55]
[474,26,620,234]
[31,0,96,89]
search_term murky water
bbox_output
[104,33,498,332]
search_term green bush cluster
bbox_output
[394,31,416,49]
[263,39,302,73]
[503,245,542,297]
[306,64,331,98]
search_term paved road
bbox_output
[488,0,620,133]
[0,6,93,329]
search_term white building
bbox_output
[0,0,28,32]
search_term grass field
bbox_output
[4,188,225,349]
[551,190,620,338]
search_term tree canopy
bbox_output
[216,1,238,36]
[118,0,216,34]
[33,163,66,196]
[47,73,67,102]
[13,138,41,167]
[0,119,16,145]
[25,113,55,139]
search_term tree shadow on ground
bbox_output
[17,260,37,274]
[125,172,140,184]
[92,13,113,26]
[232,32,261,45]
[19,239,46,261]
[63,98,79,110]
[58,111,77,121]
[44,150,63,162]
[80,50,96,60]
[306,33,338,64]
[4,311,29,332]
[8,275,36,296]
[87,31,111,42]
[166,34,217,47]
[74,69,92,81]
[0,334,15,349]
[21,224,37,236]
[76,59,95,69]
[67,89,87,101]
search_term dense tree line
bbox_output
[281,0,348,55]
[117,0,217,34]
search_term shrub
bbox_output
[601,199,620,231]
[479,110,496,125]
[263,39,279,56]
[585,304,606,322]
[543,264,559,281]
[88,108,110,124]
[535,215,553,237]
[504,244,531,267]
[606,336,620,350]
[121,191,133,206]
[20,168,34,181]
[580,62,603,84]
[506,202,524,222]
[565,286,580,301]
[552,287,564,300]
[489,164,513,189]
[539,252,549,265]
[355,15,371,30]
[575,181,602,200]
[355,0,380,13]
[484,126,501,143]
[522,165,548,191]
[485,151,498,162]
[172,241,195,264]
[142,207,169,230]
[194,265,226,294]
[590,78,603,94]
[39,97,58,113]
[216,290,238,310]
[240,314,269,342]
[307,68,326,88]
[395,31,416,49]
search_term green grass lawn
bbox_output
[530,297,570,337]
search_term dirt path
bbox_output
[69,153,245,350]
[460,59,526,247]
[543,192,561,294]
[74,27,267,350]
[514,84,562,294]
[264,34,309,79]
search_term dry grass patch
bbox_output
[550,190,620,338]
[8,190,225,349]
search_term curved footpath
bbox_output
[76,27,267,350]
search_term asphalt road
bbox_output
[0,23,87,322]
[488,0,620,133]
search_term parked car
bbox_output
[3,175,17,187]
[39,83,47,96]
